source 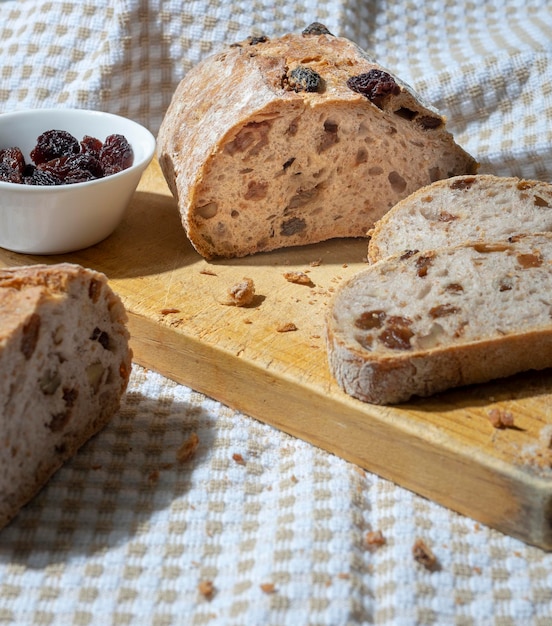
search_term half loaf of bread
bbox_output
[0,263,131,528]
[157,22,477,259]
[368,175,552,262]
[327,234,552,404]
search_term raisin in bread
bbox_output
[368,175,552,263]
[327,234,552,404]
[157,22,477,260]
[0,263,131,528]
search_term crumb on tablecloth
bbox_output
[198,580,215,598]
[365,529,386,549]
[177,432,199,463]
[412,538,439,571]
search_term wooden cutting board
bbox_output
[2,159,552,550]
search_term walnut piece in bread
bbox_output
[327,234,552,404]
[0,263,131,528]
[157,23,477,259]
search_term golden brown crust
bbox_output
[158,25,476,259]
[326,235,552,404]
[0,263,131,528]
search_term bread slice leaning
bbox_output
[327,234,552,404]
[157,22,477,259]
[0,263,132,528]
[368,174,552,263]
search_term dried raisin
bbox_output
[1,129,134,186]
[302,22,333,36]
[30,129,80,165]
[38,153,104,184]
[417,115,443,130]
[248,35,268,45]
[429,303,459,318]
[0,162,23,184]
[23,167,62,186]
[355,310,386,330]
[347,70,401,107]
[288,66,322,93]
[99,134,134,175]
[80,135,103,158]
[0,147,26,183]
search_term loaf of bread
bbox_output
[0,263,131,528]
[157,22,477,259]
[368,175,552,262]
[327,234,552,404]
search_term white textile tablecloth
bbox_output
[1,1,552,624]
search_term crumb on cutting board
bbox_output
[276,322,297,333]
[224,277,255,306]
[283,270,314,286]
[487,408,515,429]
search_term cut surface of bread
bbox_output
[327,234,552,404]
[368,175,552,263]
[157,23,477,259]
[0,263,131,528]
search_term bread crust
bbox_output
[0,263,131,528]
[327,234,552,404]
[157,25,477,259]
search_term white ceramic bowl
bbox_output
[0,108,156,254]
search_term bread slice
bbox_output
[157,22,477,259]
[368,175,552,263]
[0,263,132,528]
[327,234,552,404]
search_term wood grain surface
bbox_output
[2,160,552,549]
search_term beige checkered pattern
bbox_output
[2,1,552,624]
[3,365,552,626]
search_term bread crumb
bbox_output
[260,583,276,594]
[160,308,180,315]
[412,538,439,571]
[148,469,160,485]
[200,269,217,276]
[224,277,255,306]
[283,271,314,286]
[232,453,246,465]
[365,529,386,549]
[310,258,322,267]
[276,322,297,333]
[177,432,199,463]
[198,580,215,598]
[487,408,515,429]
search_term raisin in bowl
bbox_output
[0,108,156,254]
